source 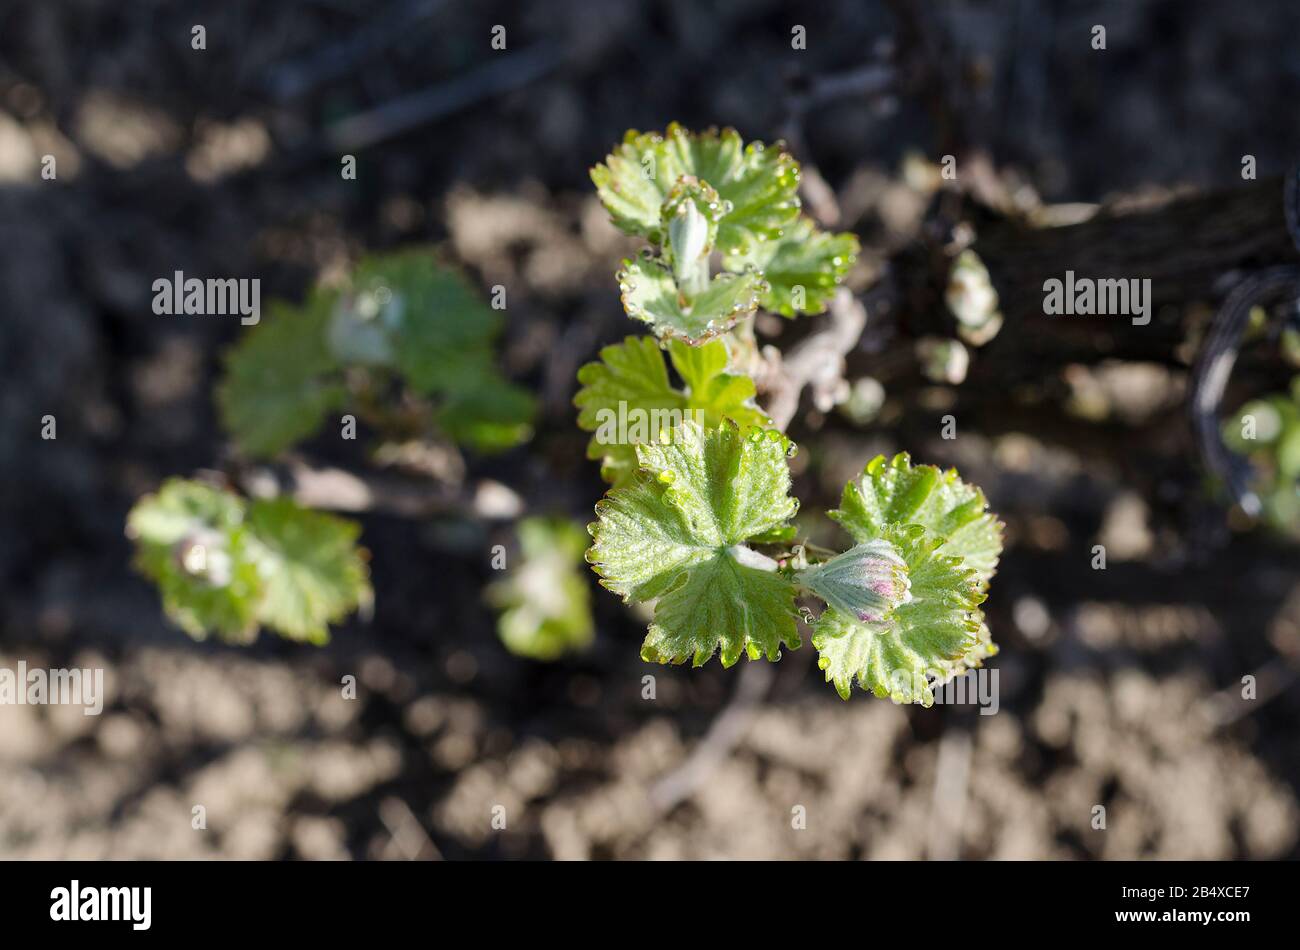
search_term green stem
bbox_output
[725,312,761,378]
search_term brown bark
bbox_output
[924,176,1296,381]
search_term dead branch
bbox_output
[760,286,871,428]
[952,176,1295,379]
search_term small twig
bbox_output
[784,61,896,117]
[1199,656,1299,727]
[326,45,562,151]
[781,60,896,227]
[265,0,446,101]
[648,660,775,813]
[239,456,523,520]
[378,796,442,860]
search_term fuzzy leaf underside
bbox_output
[618,254,764,342]
[831,453,1003,585]
[641,553,799,666]
[127,479,371,644]
[811,523,987,704]
[586,420,800,666]
[574,336,769,484]
[724,216,859,317]
[591,123,802,255]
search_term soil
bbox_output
[1,0,1298,860]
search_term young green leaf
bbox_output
[586,420,800,666]
[435,378,536,453]
[939,621,999,684]
[664,338,769,431]
[217,293,347,458]
[486,517,595,660]
[809,523,987,704]
[586,126,1007,704]
[618,253,765,343]
[590,129,673,241]
[591,123,802,255]
[127,479,371,645]
[127,480,266,643]
[356,250,502,397]
[218,250,533,457]
[352,250,534,449]
[1223,379,1300,534]
[244,497,372,645]
[831,452,1003,586]
[575,335,689,484]
[723,216,859,317]
[574,336,769,484]
[658,123,802,256]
